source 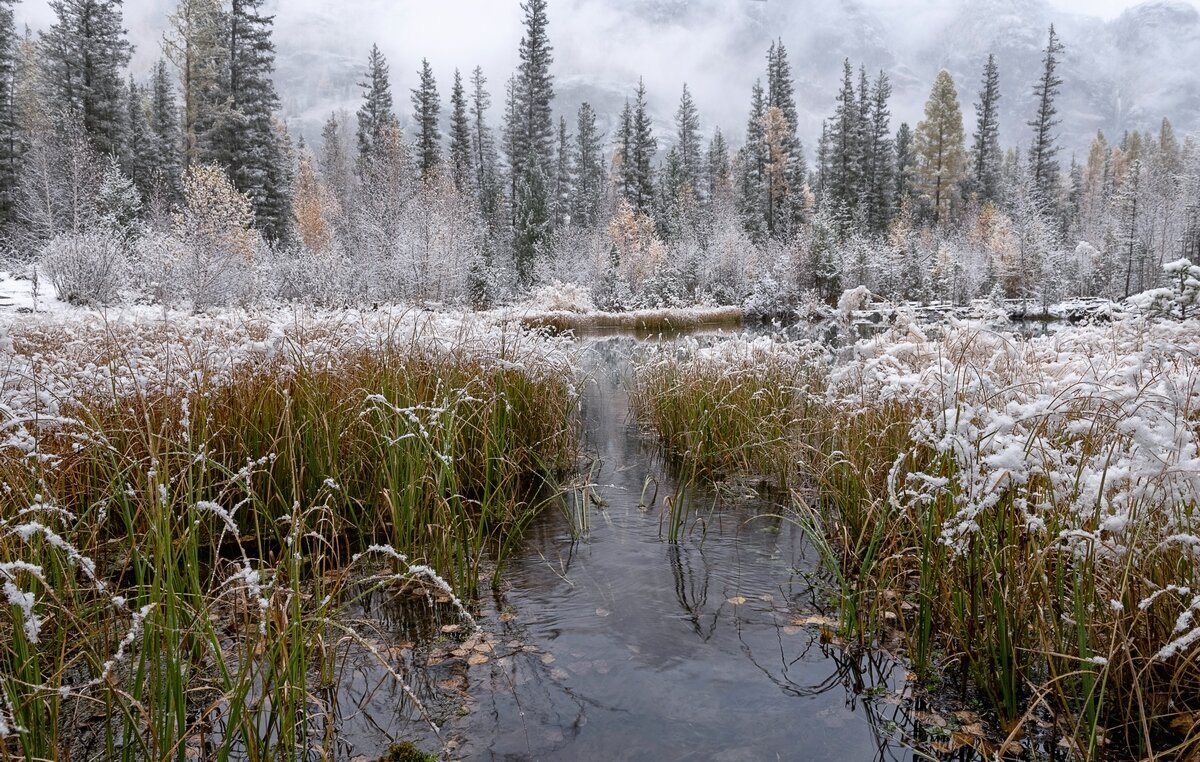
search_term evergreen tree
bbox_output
[410,57,441,181]
[1028,25,1065,208]
[914,70,966,225]
[164,0,225,168]
[673,83,702,199]
[319,111,351,212]
[0,0,20,222]
[357,44,396,164]
[468,66,502,225]
[570,101,605,229]
[147,60,184,204]
[894,122,915,210]
[40,0,134,156]
[509,0,555,252]
[512,162,549,287]
[448,69,472,193]
[705,127,731,203]
[765,40,807,235]
[971,54,1002,203]
[736,79,767,239]
[553,114,573,226]
[622,78,656,216]
[863,70,895,234]
[122,77,154,199]
[209,0,290,242]
[828,59,862,232]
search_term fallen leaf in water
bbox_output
[473,641,494,654]
[916,711,948,728]
[499,612,517,622]
[595,607,611,617]
[468,653,489,666]
[550,668,570,681]
[438,675,467,692]
[451,647,468,658]
[727,596,748,605]
[782,626,802,636]
[540,653,556,665]
[441,624,462,634]
[953,711,981,724]
[521,644,539,653]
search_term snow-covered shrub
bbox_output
[526,281,596,313]
[39,231,128,306]
[1128,258,1200,319]
[836,285,873,322]
[168,165,260,309]
[268,245,350,307]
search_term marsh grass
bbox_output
[632,319,1200,759]
[0,308,577,758]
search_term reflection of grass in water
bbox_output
[0,311,576,758]
[632,321,1200,760]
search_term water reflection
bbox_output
[319,332,984,761]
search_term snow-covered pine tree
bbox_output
[828,59,862,235]
[736,80,766,240]
[0,0,18,223]
[570,101,605,229]
[469,66,502,228]
[1028,25,1064,211]
[914,70,966,225]
[623,78,656,216]
[209,0,290,243]
[318,111,352,216]
[448,69,473,194]
[122,77,154,200]
[357,44,396,165]
[163,0,225,168]
[705,127,731,204]
[766,39,806,234]
[40,0,133,157]
[971,54,1002,204]
[894,122,915,211]
[863,70,895,235]
[553,114,572,227]
[410,58,441,181]
[673,83,702,200]
[148,60,184,205]
[509,0,555,263]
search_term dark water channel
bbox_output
[336,332,926,761]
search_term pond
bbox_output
[330,331,927,761]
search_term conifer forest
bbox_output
[1,0,1199,760]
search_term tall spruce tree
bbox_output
[863,70,895,234]
[706,127,731,203]
[553,115,572,226]
[0,0,19,222]
[570,101,604,229]
[766,40,807,234]
[410,58,441,181]
[1028,25,1065,208]
[894,122,915,210]
[204,0,290,242]
[621,78,656,216]
[828,59,862,232]
[122,77,154,199]
[971,54,1002,203]
[357,44,396,164]
[468,66,501,224]
[448,69,472,193]
[509,0,555,277]
[673,83,702,199]
[41,0,133,156]
[147,60,183,204]
[914,70,967,225]
[164,0,226,168]
[737,79,767,239]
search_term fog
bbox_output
[14,0,1200,152]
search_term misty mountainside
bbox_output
[222,0,1200,154]
[31,0,1200,154]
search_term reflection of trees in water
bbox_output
[669,542,720,640]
